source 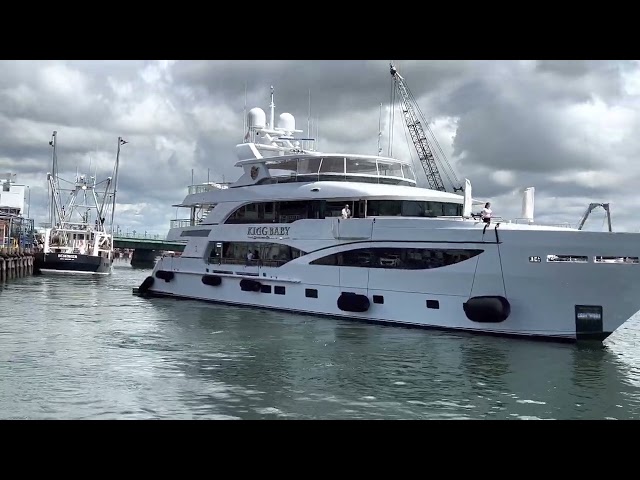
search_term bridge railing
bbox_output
[114,232,166,240]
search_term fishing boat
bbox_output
[34,132,125,275]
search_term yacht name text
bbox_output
[247,226,290,238]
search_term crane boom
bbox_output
[389,63,461,192]
[577,202,612,232]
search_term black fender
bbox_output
[463,296,510,323]
[202,275,222,286]
[155,270,175,282]
[337,292,370,313]
[240,278,262,292]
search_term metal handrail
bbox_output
[113,232,164,240]
[170,219,193,228]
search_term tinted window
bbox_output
[426,300,440,309]
[319,157,345,174]
[224,198,462,224]
[207,240,306,267]
[367,200,462,217]
[180,229,211,237]
[225,201,310,224]
[226,202,277,224]
[310,247,482,269]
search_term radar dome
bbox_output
[248,107,266,129]
[278,112,295,132]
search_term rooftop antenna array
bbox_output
[242,85,315,155]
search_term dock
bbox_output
[0,248,35,283]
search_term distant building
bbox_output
[0,173,26,215]
[0,173,34,249]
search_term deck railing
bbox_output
[187,183,230,195]
[170,219,193,229]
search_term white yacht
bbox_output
[35,132,125,275]
[136,88,640,343]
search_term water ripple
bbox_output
[1,262,640,419]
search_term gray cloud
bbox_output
[536,60,594,76]
[172,60,470,121]
[1,60,639,235]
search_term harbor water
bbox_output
[1,260,640,419]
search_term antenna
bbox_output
[269,85,275,129]
[49,130,57,228]
[110,137,127,234]
[307,88,311,150]
[242,82,247,142]
[388,59,396,157]
[377,102,383,155]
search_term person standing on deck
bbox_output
[481,202,492,224]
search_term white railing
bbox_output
[170,219,193,229]
[547,223,575,229]
[187,183,230,195]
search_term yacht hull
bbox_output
[138,284,591,342]
[138,224,640,343]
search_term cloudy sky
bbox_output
[1,59,639,235]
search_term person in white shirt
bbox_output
[341,204,351,219]
[480,202,492,224]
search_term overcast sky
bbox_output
[1,59,639,235]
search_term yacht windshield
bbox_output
[264,156,416,186]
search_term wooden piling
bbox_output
[0,247,36,284]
